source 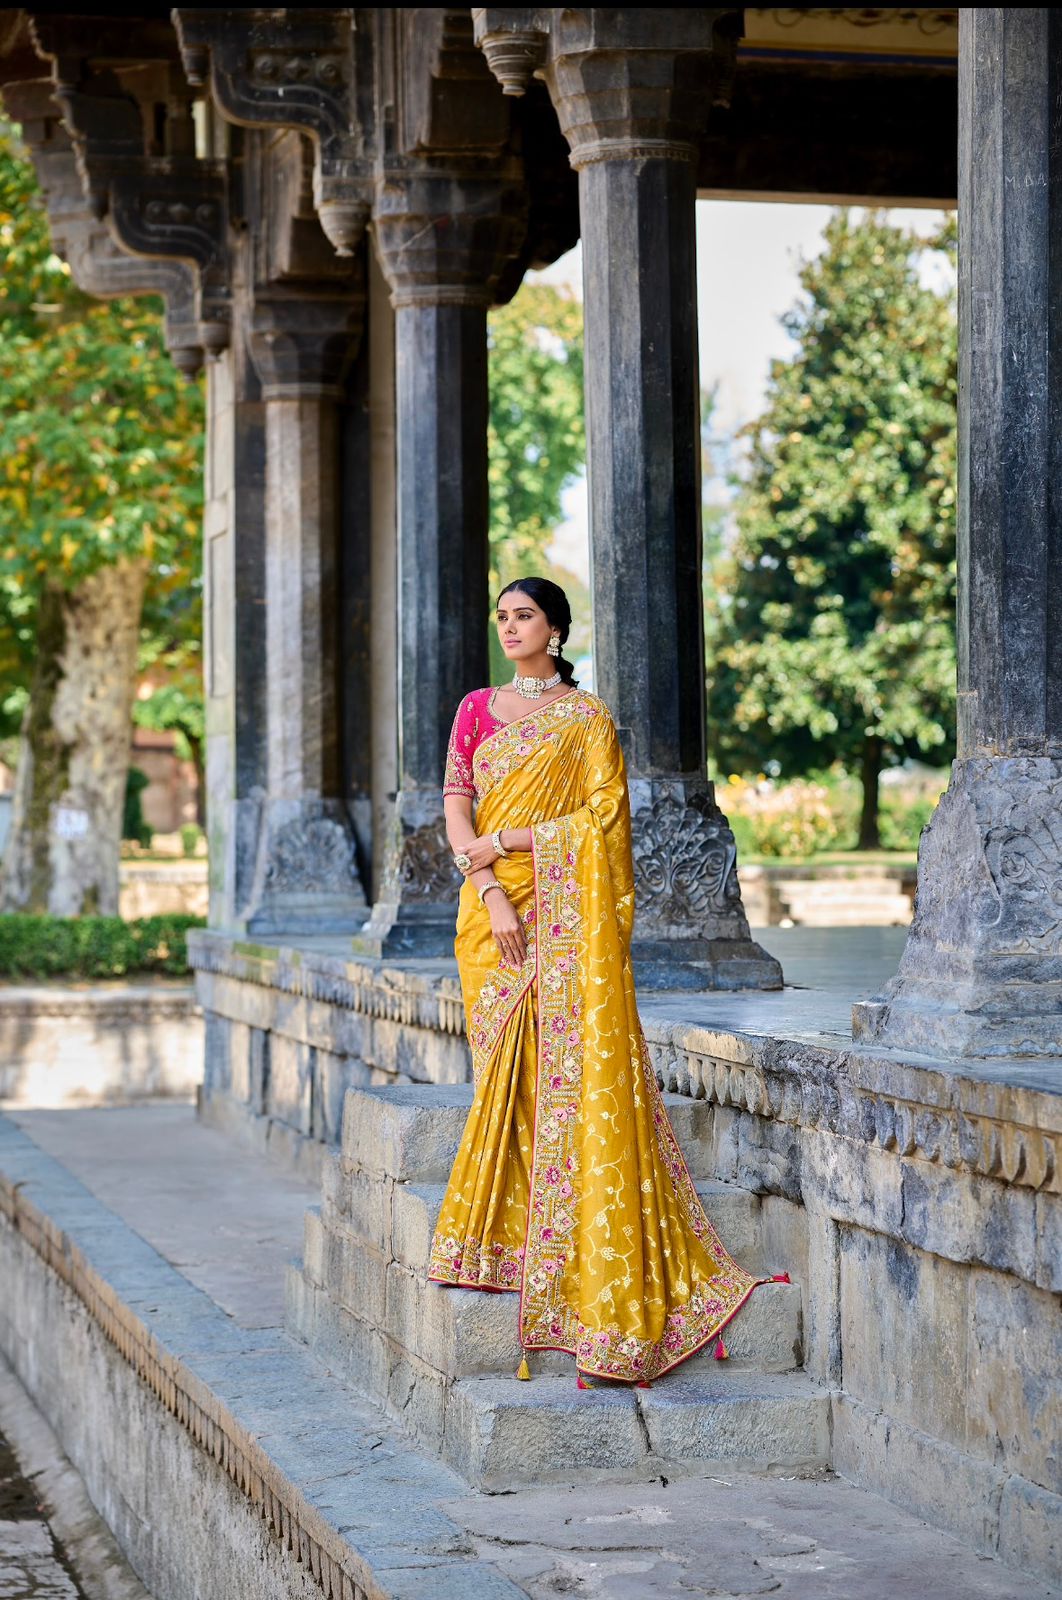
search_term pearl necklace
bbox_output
[512,669,561,700]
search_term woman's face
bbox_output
[496,591,555,664]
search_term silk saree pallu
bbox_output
[429,689,765,1382]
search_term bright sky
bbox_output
[531,199,950,584]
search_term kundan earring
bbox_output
[547,634,561,657]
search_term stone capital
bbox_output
[372,163,526,309]
[247,283,366,402]
[174,7,371,258]
[473,7,741,167]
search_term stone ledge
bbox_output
[189,928,466,1038]
[0,1114,526,1600]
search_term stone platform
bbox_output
[0,1102,1056,1600]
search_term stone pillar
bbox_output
[352,169,523,956]
[853,8,1062,1057]
[475,9,781,989]
[245,292,369,934]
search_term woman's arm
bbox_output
[443,795,527,968]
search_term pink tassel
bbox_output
[636,1380,652,1389]
[576,1374,594,1390]
[772,1272,791,1284]
[713,1336,729,1361]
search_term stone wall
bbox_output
[189,930,469,1179]
[0,986,201,1107]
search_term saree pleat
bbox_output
[429,690,762,1380]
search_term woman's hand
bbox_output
[488,890,527,968]
[458,835,503,874]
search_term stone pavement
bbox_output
[5,1098,1056,1600]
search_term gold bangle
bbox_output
[478,882,507,906]
[490,830,510,859]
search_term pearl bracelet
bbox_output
[490,830,511,859]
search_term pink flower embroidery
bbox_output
[520,722,536,738]
[502,1261,518,1282]
[541,1227,554,1242]
[548,865,563,882]
[556,956,571,974]
[545,1165,561,1185]
[550,923,562,937]
[566,851,576,866]
[549,1074,563,1089]
[551,1016,567,1034]
[564,878,578,894]
[559,1181,573,1199]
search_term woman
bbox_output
[430,576,774,1385]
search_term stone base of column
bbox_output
[350,790,460,959]
[852,757,1062,1057]
[628,779,783,991]
[244,796,368,937]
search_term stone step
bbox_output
[407,1273,803,1380]
[341,1083,725,1186]
[389,1176,767,1277]
[301,1184,800,1382]
[443,1370,832,1492]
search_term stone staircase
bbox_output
[773,874,913,927]
[286,1084,831,1491]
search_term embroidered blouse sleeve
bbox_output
[443,695,478,798]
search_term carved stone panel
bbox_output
[854,757,1062,1057]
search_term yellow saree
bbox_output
[429,687,764,1382]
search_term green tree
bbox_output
[707,210,957,847]
[0,127,203,912]
[487,283,586,677]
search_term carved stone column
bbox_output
[352,162,525,956]
[853,8,1062,1057]
[245,288,369,934]
[476,8,780,988]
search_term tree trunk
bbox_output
[1,558,148,914]
[858,735,883,850]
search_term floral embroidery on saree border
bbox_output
[520,817,761,1383]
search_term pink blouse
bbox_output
[443,687,505,799]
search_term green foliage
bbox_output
[487,284,587,675]
[721,768,944,858]
[122,767,152,847]
[0,125,205,738]
[0,913,203,978]
[707,211,957,825]
[179,822,202,857]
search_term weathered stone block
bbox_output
[384,1260,422,1354]
[1034,1192,1061,1295]
[284,1263,317,1344]
[337,1166,393,1256]
[385,1348,448,1454]
[802,1129,904,1237]
[341,1086,472,1182]
[314,1050,372,1145]
[664,1096,739,1183]
[898,1160,1036,1281]
[391,1183,443,1272]
[267,1035,313,1136]
[637,1371,830,1469]
[966,1270,1060,1486]
[228,1020,253,1103]
[833,1395,1005,1553]
[321,1152,349,1227]
[328,1230,386,1330]
[301,1208,327,1288]
[998,1474,1062,1588]
[840,1229,969,1448]
[443,1377,648,1491]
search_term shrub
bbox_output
[0,914,204,979]
[179,822,201,857]
[718,774,848,858]
[123,768,153,848]
[879,790,943,852]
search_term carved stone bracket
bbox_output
[626,778,782,990]
[373,164,527,307]
[174,8,371,257]
[854,757,1062,1058]
[1,79,205,374]
[21,29,234,356]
